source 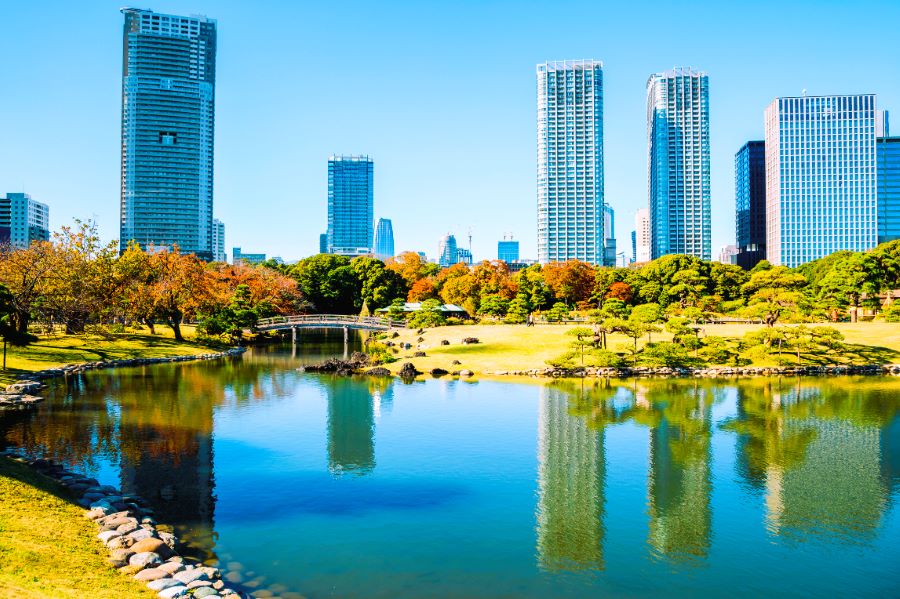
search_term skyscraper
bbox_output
[319,233,328,254]
[327,155,373,256]
[374,218,394,261]
[735,141,766,269]
[878,135,900,244]
[0,192,50,249]
[765,94,878,267]
[498,236,519,263]
[634,207,651,263]
[537,60,605,264]
[212,218,226,262]
[438,233,458,268]
[647,68,711,260]
[603,204,616,266]
[120,8,217,260]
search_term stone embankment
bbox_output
[0,348,246,410]
[484,363,900,378]
[0,449,265,598]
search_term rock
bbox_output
[118,564,145,576]
[430,368,448,377]
[108,548,134,568]
[104,516,134,528]
[187,580,213,588]
[84,508,106,520]
[366,367,392,377]
[416,336,425,343]
[254,591,274,598]
[398,362,420,378]
[159,561,185,575]
[440,339,450,345]
[174,569,209,584]
[462,337,480,344]
[199,566,220,580]
[131,537,174,559]
[451,359,461,365]
[135,567,169,582]
[116,521,140,535]
[157,585,189,598]
[158,531,177,549]
[213,580,226,590]
[459,370,474,377]
[413,351,426,357]
[224,571,243,583]
[97,530,122,543]
[192,588,219,598]
[126,528,154,543]
[129,551,162,569]
[148,578,182,591]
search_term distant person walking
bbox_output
[526,313,535,327]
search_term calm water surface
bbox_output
[2,334,899,598]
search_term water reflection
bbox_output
[2,351,899,596]
[724,379,900,542]
[536,385,605,571]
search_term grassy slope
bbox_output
[384,322,900,375]
[0,325,211,386]
[0,456,156,599]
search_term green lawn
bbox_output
[384,321,900,376]
[0,325,214,386]
[0,456,156,599]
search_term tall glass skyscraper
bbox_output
[0,192,50,249]
[212,218,226,262]
[765,94,878,267]
[438,233,458,268]
[120,8,216,260]
[498,237,519,263]
[878,136,900,244]
[537,60,605,264]
[735,141,766,269]
[374,218,394,261]
[647,68,711,260]
[327,155,373,256]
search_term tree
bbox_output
[478,293,510,317]
[351,257,408,310]
[290,254,358,313]
[542,260,596,306]
[514,265,552,311]
[669,269,706,308]
[386,252,439,287]
[816,253,884,322]
[407,298,445,328]
[437,263,479,315]
[0,239,55,335]
[742,266,808,326]
[504,296,530,324]
[145,249,211,341]
[545,302,571,323]
[606,281,633,303]
[566,327,595,365]
[197,284,259,342]
[0,284,16,368]
[387,298,407,321]
[408,278,438,302]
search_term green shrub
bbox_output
[639,342,697,368]
[884,302,900,322]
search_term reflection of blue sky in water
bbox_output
[2,339,899,598]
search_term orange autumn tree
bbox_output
[542,260,597,307]
[386,251,439,288]
[408,277,438,302]
[208,262,306,317]
[144,247,212,341]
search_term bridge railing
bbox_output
[256,314,403,330]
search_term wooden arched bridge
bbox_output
[255,314,403,342]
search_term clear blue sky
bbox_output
[2,0,898,263]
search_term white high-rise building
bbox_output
[634,208,651,263]
[647,68,711,260]
[0,193,50,249]
[537,60,605,264]
[212,218,226,262]
[765,94,878,267]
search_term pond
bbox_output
[2,333,899,598]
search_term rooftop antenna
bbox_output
[802,88,807,97]
[467,227,473,252]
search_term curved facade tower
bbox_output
[374,218,394,261]
[647,68,710,260]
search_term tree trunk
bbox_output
[168,315,183,341]
[15,311,29,335]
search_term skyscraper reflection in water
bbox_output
[326,377,376,475]
[536,386,605,571]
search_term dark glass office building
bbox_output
[120,8,217,260]
[735,141,766,269]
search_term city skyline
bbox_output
[2,1,900,262]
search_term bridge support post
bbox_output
[291,326,297,345]
[343,326,349,359]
